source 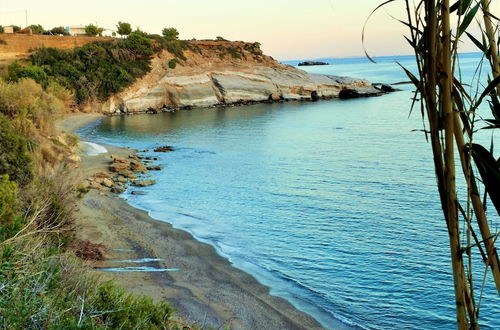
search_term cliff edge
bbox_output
[107,41,382,114]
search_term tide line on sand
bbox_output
[80,141,108,156]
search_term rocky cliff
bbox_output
[107,41,382,114]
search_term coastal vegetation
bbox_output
[367,0,500,328]
[0,78,184,327]
[116,21,132,38]
[7,31,154,104]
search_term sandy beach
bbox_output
[60,113,324,330]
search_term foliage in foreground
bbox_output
[0,79,184,328]
[0,237,177,328]
[366,0,500,329]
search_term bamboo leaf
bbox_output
[473,76,500,110]
[489,92,500,120]
[459,0,473,15]
[471,144,500,217]
[451,0,473,14]
[396,62,420,87]
[466,32,487,53]
[458,2,481,37]
[362,0,396,63]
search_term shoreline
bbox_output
[61,113,338,329]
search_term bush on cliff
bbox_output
[162,27,179,41]
[117,21,132,37]
[0,114,33,185]
[0,174,21,240]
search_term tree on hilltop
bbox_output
[116,21,132,38]
[85,24,103,37]
[162,27,179,41]
[28,24,44,34]
[50,26,69,35]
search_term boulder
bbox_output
[101,178,114,188]
[130,161,147,172]
[115,176,129,184]
[154,145,174,152]
[146,165,163,171]
[111,156,128,164]
[119,170,137,179]
[88,181,105,191]
[111,185,126,194]
[131,191,148,195]
[110,163,128,172]
[95,172,111,179]
[131,180,157,187]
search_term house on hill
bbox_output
[3,25,14,34]
[65,26,86,36]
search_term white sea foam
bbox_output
[80,141,108,156]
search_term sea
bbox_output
[78,53,500,329]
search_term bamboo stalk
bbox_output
[454,114,500,295]
[481,0,500,93]
[440,1,470,328]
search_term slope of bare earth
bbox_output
[106,40,381,114]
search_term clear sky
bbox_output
[0,0,498,60]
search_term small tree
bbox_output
[116,21,132,38]
[162,27,179,41]
[50,26,69,35]
[28,24,44,34]
[84,24,99,36]
[12,26,21,33]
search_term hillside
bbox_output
[107,40,380,113]
[0,34,111,61]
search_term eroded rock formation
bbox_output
[106,41,384,114]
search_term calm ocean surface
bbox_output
[79,54,500,329]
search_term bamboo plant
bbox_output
[365,1,500,328]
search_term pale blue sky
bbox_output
[0,1,497,60]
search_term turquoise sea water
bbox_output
[79,54,500,329]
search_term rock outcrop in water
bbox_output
[106,41,385,114]
[298,61,329,66]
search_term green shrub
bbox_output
[49,26,69,35]
[116,21,132,37]
[162,27,179,41]
[0,79,65,136]
[0,114,33,185]
[168,59,178,69]
[84,24,99,36]
[227,47,242,59]
[28,24,44,34]
[0,174,19,225]
[7,62,49,88]
[0,238,179,328]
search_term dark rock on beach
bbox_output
[131,191,148,195]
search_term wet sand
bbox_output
[61,113,324,329]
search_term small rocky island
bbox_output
[298,61,329,66]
